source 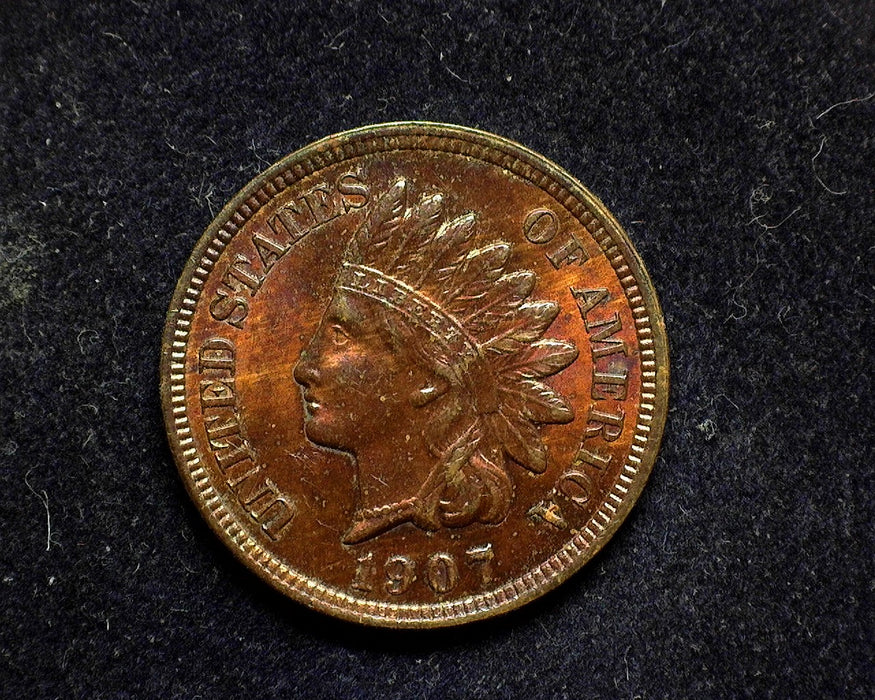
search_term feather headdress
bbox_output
[338,178,578,477]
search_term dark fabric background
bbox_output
[1,1,872,697]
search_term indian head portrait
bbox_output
[293,178,580,545]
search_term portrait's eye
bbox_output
[331,324,350,346]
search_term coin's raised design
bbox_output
[161,122,669,627]
[293,179,579,545]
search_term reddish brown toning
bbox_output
[160,122,669,628]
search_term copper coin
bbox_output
[160,122,669,627]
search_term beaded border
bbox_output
[160,123,668,627]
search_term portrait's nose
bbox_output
[293,350,319,387]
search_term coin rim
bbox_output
[160,121,669,628]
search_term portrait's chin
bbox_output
[302,415,352,453]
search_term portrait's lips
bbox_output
[302,392,321,415]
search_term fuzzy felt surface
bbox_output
[1,1,872,697]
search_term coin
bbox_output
[160,122,669,627]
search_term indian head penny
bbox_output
[160,122,669,627]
